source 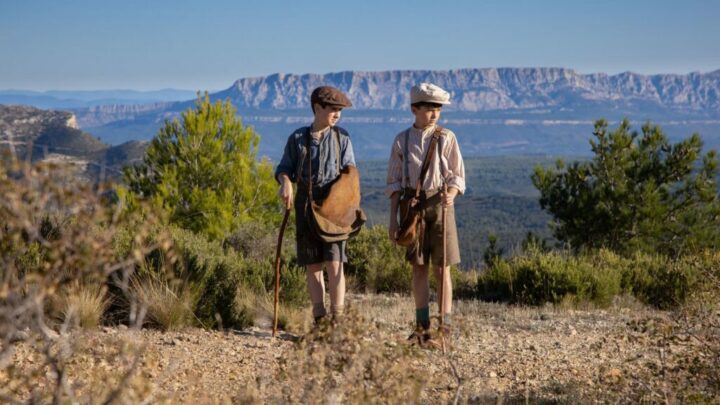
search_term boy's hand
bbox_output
[278,177,293,209]
[442,187,458,207]
[388,220,399,242]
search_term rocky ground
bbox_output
[3,294,717,404]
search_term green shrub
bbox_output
[450,266,478,300]
[144,226,307,330]
[622,252,705,309]
[273,261,309,307]
[477,248,711,308]
[225,220,290,261]
[346,225,410,293]
[510,250,588,305]
[584,250,624,307]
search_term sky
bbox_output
[1,0,719,91]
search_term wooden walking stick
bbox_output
[273,208,291,338]
[439,183,448,352]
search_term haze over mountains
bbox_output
[3,67,720,160]
[0,89,198,109]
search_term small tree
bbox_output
[483,233,504,268]
[532,119,720,256]
[124,94,278,240]
[521,231,549,253]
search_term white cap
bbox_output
[410,83,451,105]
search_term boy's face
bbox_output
[411,105,442,128]
[313,103,343,127]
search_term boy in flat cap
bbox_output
[275,86,356,325]
[386,82,465,345]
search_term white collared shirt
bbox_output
[385,125,466,197]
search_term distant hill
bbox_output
[0,89,198,109]
[0,104,146,180]
[57,67,720,159]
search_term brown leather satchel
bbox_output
[395,127,443,247]
[304,129,366,243]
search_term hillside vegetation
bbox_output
[1,98,718,403]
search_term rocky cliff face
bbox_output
[71,68,720,130]
[73,102,174,127]
[0,105,78,143]
[212,68,720,114]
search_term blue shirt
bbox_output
[275,125,356,189]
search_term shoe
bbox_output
[436,324,452,350]
[407,328,431,345]
[437,324,451,339]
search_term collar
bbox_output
[306,125,332,143]
[410,124,438,137]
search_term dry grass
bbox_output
[259,308,427,404]
[58,282,111,329]
[131,274,197,331]
[234,284,311,334]
[670,254,720,399]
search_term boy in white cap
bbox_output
[385,83,465,345]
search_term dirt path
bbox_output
[3,295,715,403]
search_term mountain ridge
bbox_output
[4,67,720,159]
[213,67,720,113]
[69,67,720,133]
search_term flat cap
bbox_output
[311,86,353,108]
[410,83,451,105]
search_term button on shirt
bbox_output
[385,125,466,197]
[275,126,356,189]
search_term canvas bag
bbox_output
[302,128,366,243]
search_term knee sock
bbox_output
[331,305,344,318]
[415,307,430,330]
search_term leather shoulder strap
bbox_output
[334,127,341,172]
[414,132,440,197]
[296,128,309,184]
[403,129,410,188]
[305,131,313,201]
[434,126,448,180]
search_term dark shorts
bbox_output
[294,189,347,266]
[406,191,461,266]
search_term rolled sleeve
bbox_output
[341,136,356,168]
[444,132,466,195]
[385,138,403,197]
[275,134,298,183]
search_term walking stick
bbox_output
[273,208,291,338]
[440,183,448,352]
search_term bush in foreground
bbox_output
[0,157,170,402]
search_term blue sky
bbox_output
[1,0,718,91]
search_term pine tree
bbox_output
[124,94,278,240]
[532,119,720,256]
